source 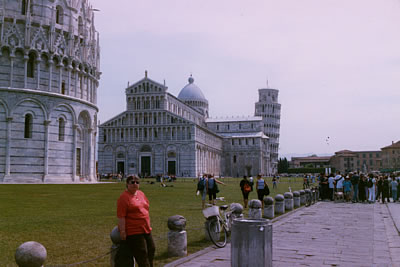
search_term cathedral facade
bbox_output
[0,0,100,183]
[98,73,281,178]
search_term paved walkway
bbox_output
[165,202,400,267]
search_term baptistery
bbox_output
[0,0,100,183]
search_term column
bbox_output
[4,117,13,179]
[88,128,94,181]
[72,124,78,181]
[43,120,51,181]
[23,55,28,88]
[36,59,41,89]
[68,65,72,96]
[9,55,14,87]
[58,63,63,93]
[48,60,53,91]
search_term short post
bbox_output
[168,215,187,257]
[263,196,274,219]
[299,190,306,205]
[284,192,294,211]
[230,203,244,220]
[15,241,47,267]
[110,226,122,267]
[305,189,311,204]
[231,219,272,267]
[293,191,300,208]
[248,199,262,219]
[274,194,285,215]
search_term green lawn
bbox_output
[0,177,308,266]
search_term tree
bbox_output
[278,157,289,173]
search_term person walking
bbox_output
[240,176,252,208]
[116,175,155,267]
[392,177,398,202]
[358,174,367,203]
[351,172,360,203]
[328,174,335,201]
[256,175,269,208]
[368,174,376,203]
[197,174,208,209]
[272,176,278,189]
[207,174,225,205]
[382,176,390,203]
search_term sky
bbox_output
[92,0,400,158]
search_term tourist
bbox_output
[343,176,352,202]
[240,176,252,208]
[382,176,390,203]
[303,175,307,189]
[207,174,225,205]
[368,174,376,203]
[116,175,155,267]
[256,175,269,208]
[272,176,278,189]
[198,174,208,209]
[319,174,329,200]
[376,176,383,202]
[336,175,344,196]
[351,172,360,203]
[358,174,367,203]
[391,177,398,202]
[328,174,335,201]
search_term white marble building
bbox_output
[98,73,280,177]
[0,0,100,183]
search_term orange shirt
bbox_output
[117,190,152,235]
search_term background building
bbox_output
[0,0,100,183]
[381,141,400,171]
[98,74,279,177]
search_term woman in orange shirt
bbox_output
[115,175,155,267]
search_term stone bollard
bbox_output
[300,190,306,205]
[15,241,47,267]
[293,191,300,208]
[274,194,285,215]
[248,199,262,219]
[167,215,187,257]
[284,192,294,211]
[230,203,244,221]
[263,196,274,219]
[110,226,122,267]
[305,189,311,205]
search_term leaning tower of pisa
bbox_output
[0,0,100,183]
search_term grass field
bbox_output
[0,177,309,266]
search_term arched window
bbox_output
[21,0,27,15]
[27,54,35,78]
[58,118,65,141]
[61,81,66,95]
[24,114,33,138]
[56,6,63,24]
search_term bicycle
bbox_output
[202,203,235,248]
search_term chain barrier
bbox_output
[45,247,118,267]
[43,224,206,266]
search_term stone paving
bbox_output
[165,202,400,267]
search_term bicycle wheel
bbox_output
[207,217,227,248]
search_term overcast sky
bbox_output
[93,0,400,158]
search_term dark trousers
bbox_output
[115,233,155,267]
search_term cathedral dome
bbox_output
[178,76,207,102]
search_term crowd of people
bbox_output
[318,172,400,203]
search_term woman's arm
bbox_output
[215,178,226,185]
[118,217,127,240]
